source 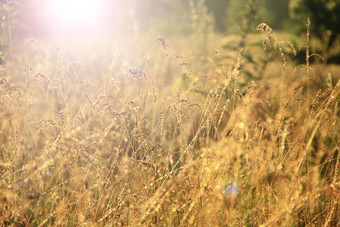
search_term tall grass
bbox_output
[0,11,339,227]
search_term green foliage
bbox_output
[223,0,267,34]
[205,0,230,32]
[263,0,290,29]
[290,0,340,51]
[206,0,291,32]
[225,0,252,33]
[222,0,271,93]
[132,0,192,35]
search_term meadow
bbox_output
[0,2,339,226]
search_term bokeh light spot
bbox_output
[222,179,240,197]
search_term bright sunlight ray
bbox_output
[47,0,106,29]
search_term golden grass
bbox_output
[0,23,339,226]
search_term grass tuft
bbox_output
[0,18,339,227]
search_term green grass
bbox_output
[0,20,339,227]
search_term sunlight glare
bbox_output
[47,0,106,29]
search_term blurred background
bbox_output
[0,0,338,62]
[0,1,336,38]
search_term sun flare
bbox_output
[47,0,106,29]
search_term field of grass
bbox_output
[0,5,339,226]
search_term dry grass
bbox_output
[0,22,339,226]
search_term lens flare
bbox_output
[222,179,240,197]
